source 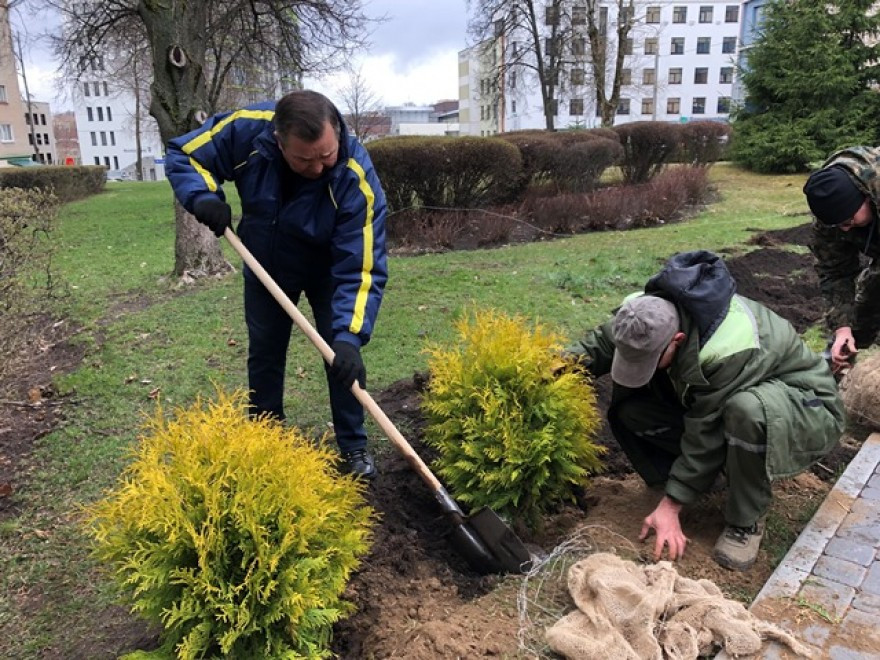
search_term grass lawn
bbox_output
[0,163,812,656]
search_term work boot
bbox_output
[340,448,377,481]
[713,520,764,571]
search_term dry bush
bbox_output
[474,212,515,246]
[0,188,59,388]
[613,121,682,184]
[551,138,625,194]
[680,121,732,167]
[520,194,589,234]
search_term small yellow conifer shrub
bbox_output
[423,309,604,530]
[86,390,374,659]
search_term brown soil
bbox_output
[0,223,861,658]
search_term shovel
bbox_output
[224,228,532,575]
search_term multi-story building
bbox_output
[0,0,33,166]
[733,0,770,106]
[24,101,56,164]
[461,0,742,134]
[73,57,166,180]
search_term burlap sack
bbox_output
[839,354,880,432]
[545,553,814,659]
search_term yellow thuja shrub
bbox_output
[423,308,604,530]
[86,390,374,659]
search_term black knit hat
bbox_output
[803,165,865,226]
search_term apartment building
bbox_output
[24,101,56,164]
[461,0,742,134]
[0,0,33,165]
[74,57,166,180]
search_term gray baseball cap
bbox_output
[611,296,680,388]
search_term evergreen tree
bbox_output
[732,0,880,173]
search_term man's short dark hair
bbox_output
[275,90,340,142]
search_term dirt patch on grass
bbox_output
[1,223,862,659]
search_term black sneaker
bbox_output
[341,448,377,480]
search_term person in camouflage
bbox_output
[803,147,880,373]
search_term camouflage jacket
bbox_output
[809,147,880,338]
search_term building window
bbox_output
[93,81,100,96]
[90,131,97,146]
[104,156,111,168]
[668,68,683,84]
[548,99,559,116]
[697,37,711,54]
[107,107,112,121]
[620,68,632,86]
[693,97,706,114]
[722,37,737,54]
[510,70,517,89]
[100,131,107,146]
[28,133,33,145]
[671,37,684,55]
[617,98,631,115]
[103,81,109,95]
[694,67,708,84]
[511,100,517,113]
[571,68,585,86]
[545,37,560,57]
[699,6,713,23]
[97,106,104,121]
[0,84,6,103]
[43,133,49,144]
[84,82,90,97]
[572,6,586,25]
[94,156,100,165]
[110,131,116,146]
[570,98,584,115]
[667,97,681,114]
[114,156,119,169]
[645,38,658,55]
[623,38,633,56]
[718,96,731,113]
[719,67,734,84]
[24,113,31,125]
[642,98,654,115]
[40,114,46,125]
[646,6,661,23]
[599,7,608,33]
[643,68,655,85]
[619,6,632,24]
[572,37,586,56]
[725,5,739,22]
[672,6,687,23]
[545,5,559,25]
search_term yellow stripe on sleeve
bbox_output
[346,158,376,335]
[189,156,217,192]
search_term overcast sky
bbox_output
[9,0,471,113]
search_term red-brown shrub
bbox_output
[613,121,682,184]
[680,121,731,167]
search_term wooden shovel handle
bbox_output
[224,228,443,491]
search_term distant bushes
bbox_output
[371,121,723,252]
[0,165,105,202]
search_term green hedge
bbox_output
[367,136,522,211]
[613,121,682,184]
[0,165,106,202]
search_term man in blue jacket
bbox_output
[166,90,388,480]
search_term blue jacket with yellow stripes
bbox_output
[165,101,387,348]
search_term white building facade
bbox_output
[461,0,742,134]
[74,61,166,180]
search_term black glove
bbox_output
[330,340,366,389]
[192,196,232,237]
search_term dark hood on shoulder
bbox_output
[644,250,736,346]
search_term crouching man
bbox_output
[566,250,844,570]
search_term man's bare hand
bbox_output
[831,327,858,374]
[639,495,688,561]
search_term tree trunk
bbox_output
[139,0,230,278]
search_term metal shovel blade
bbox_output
[466,507,533,574]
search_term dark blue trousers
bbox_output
[243,272,367,454]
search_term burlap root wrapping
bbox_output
[839,354,880,432]
[545,553,814,659]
